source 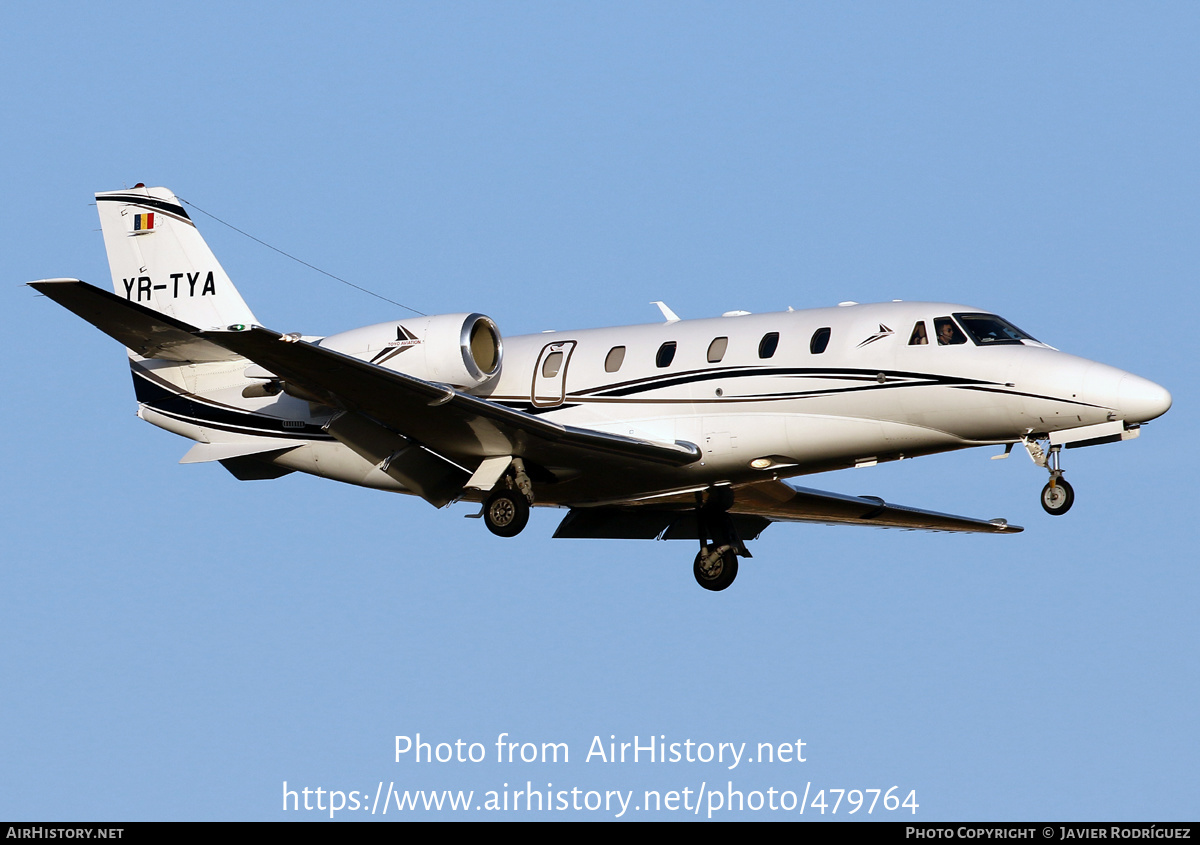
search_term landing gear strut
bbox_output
[1024,437,1075,516]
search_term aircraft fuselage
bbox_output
[133,299,1169,506]
[31,185,1173,590]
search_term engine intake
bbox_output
[318,313,503,390]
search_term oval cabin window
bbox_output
[605,345,626,373]
[541,351,563,378]
[707,337,728,363]
[758,332,780,359]
[810,327,831,354]
[656,342,677,368]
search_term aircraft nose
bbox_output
[1118,373,1172,423]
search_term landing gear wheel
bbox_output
[693,546,739,591]
[483,489,529,537]
[1040,478,1075,516]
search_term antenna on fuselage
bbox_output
[651,301,681,323]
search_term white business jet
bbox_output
[30,186,1171,590]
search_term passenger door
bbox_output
[531,341,577,407]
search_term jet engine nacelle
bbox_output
[318,313,503,390]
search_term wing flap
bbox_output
[324,410,469,507]
[29,278,242,362]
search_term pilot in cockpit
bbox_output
[935,318,965,346]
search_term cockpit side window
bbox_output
[934,317,967,346]
[908,321,928,345]
[953,313,1038,345]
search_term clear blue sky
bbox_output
[2,3,1196,821]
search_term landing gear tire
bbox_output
[694,546,739,592]
[483,489,529,537]
[1040,478,1075,516]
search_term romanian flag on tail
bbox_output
[133,212,154,231]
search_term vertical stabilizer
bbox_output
[95,186,259,330]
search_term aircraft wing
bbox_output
[554,479,1022,539]
[195,325,702,471]
[731,479,1022,532]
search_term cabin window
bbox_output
[934,317,967,346]
[656,341,677,368]
[908,321,928,345]
[953,313,1037,345]
[758,332,780,359]
[541,351,564,378]
[707,337,728,363]
[810,327,831,354]
[604,345,626,372]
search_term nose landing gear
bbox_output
[1040,476,1075,515]
[1024,437,1075,516]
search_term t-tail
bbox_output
[30,186,333,481]
[95,185,259,329]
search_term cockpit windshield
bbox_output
[952,313,1038,346]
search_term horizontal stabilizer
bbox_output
[180,440,309,464]
[29,278,242,362]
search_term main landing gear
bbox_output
[483,488,529,537]
[482,459,534,538]
[694,545,739,592]
[1023,437,1075,516]
[691,488,751,592]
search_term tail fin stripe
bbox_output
[96,193,192,221]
